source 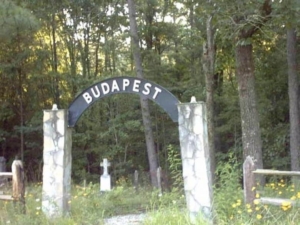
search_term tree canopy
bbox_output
[0,0,299,185]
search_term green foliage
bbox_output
[3,180,300,224]
[147,188,185,211]
[144,207,208,225]
[0,0,297,190]
[213,158,300,225]
[214,154,243,222]
[262,123,290,170]
[0,0,39,42]
[167,144,183,189]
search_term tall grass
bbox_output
[213,158,300,225]
[1,171,300,224]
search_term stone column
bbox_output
[178,99,213,223]
[42,106,72,218]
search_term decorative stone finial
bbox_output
[190,96,197,103]
[52,104,58,110]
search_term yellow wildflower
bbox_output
[281,201,292,211]
[256,214,262,220]
[282,201,291,207]
[281,206,290,211]
[253,199,260,205]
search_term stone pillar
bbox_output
[178,99,213,223]
[42,106,72,218]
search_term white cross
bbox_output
[100,158,111,176]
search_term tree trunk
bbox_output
[51,12,60,107]
[287,28,300,171]
[235,44,263,171]
[128,0,158,187]
[203,15,216,182]
[234,0,271,183]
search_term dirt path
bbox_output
[103,213,147,225]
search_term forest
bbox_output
[0,0,299,186]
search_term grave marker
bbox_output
[0,157,6,186]
[134,170,139,192]
[157,167,162,196]
[100,158,111,192]
[0,157,6,172]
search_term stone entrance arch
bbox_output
[42,77,213,222]
[68,76,180,127]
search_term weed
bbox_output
[1,174,300,225]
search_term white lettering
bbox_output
[123,79,130,91]
[111,80,120,92]
[152,87,162,99]
[83,92,93,104]
[133,80,141,92]
[91,85,100,98]
[142,83,152,95]
[101,83,110,95]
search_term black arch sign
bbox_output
[68,76,180,127]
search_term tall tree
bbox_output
[287,28,300,171]
[51,11,60,107]
[234,0,271,171]
[0,0,40,161]
[128,0,159,187]
[202,1,216,181]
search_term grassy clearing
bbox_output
[1,177,300,224]
[0,182,186,225]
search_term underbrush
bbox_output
[1,171,300,224]
[0,182,187,225]
[214,158,300,225]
